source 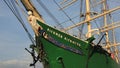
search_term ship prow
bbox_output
[34,19,120,68]
[4,0,120,68]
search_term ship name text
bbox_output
[47,28,81,47]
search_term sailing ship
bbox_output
[3,0,120,68]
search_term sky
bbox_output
[0,0,44,68]
[0,0,120,68]
[0,0,62,68]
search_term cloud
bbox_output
[0,59,30,68]
[0,59,43,68]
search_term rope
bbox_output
[4,0,39,67]
[78,0,86,38]
[89,0,108,43]
[53,0,76,25]
[3,0,35,45]
[53,0,85,38]
[106,0,120,63]
[36,0,64,29]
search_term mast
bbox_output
[85,0,91,38]
[102,0,119,63]
[102,0,110,52]
[63,6,120,31]
[21,0,45,23]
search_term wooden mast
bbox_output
[102,0,119,63]
[63,7,120,31]
[85,0,91,38]
[21,0,45,23]
[102,0,110,52]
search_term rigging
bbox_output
[53,0,84,37]
[78,0,86,38]
[3,0,37,67]
[36,0,64,30]
[3,0,35,45]
[90,0,107,42]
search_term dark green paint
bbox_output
[35,20,120,68]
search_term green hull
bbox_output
[35,20,120,68]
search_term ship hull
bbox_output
[36,20,120,68]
